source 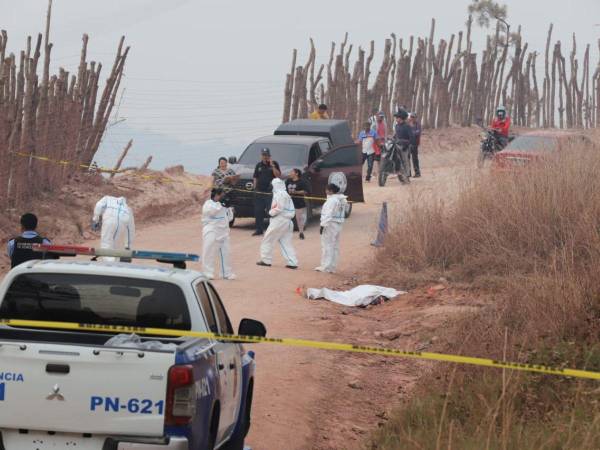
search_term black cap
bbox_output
[261,148,271,156]
[394,109,408,120]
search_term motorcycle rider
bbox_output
[490,105,511,149]
[393,109,415,184]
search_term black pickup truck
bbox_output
[227,120,364,223]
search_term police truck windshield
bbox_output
[238,143,308,166]
[0,273,191,330]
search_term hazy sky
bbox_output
[2,0,599,173]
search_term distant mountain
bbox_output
[95,123,246,175]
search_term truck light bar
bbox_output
[32,244,199,263]
[33,244,95,256]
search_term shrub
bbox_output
[370,144,600,449]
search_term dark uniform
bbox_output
[253,160,281,234]
[8,232,51,268]
[394,121,415,181]
[410,119,422,177]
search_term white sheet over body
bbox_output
[306,284,406,307]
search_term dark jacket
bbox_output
[9,234,49,268]
[411,120,422,146]
[394,122,415,148]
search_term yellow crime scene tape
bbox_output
[1,318,599,381]
[12,151,352,203]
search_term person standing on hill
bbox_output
[7,213,52,268]
[310,103,330,120]
[212,157,237,188]
[358,122,377,182]
[252,148,281,236]
[286,168,309,240]
[408,112,422,178]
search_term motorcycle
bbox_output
[378,138,410,187]
[477,127,515,168]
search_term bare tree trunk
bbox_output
[140,155,153,171]
[290,66,304,120]
[551,43,558,128]
[359,41,374,124]
[109,139,133,179]
[282,49,297,123]
[283,19,600,135]
[544,24,553,127]
[531,52,541,127]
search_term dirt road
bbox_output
[131,134,479,450]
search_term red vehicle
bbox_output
[492,130,594,170]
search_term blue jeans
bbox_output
[362,153,374,181]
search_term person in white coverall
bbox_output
[257,178,298,269]
[92,196,135,261]
[202,188,235,280]
[315,183,348,273]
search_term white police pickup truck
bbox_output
[0,246,265,450]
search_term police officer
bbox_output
[7,213,52,268]
[393,109,415,184]
[252,148,281,236]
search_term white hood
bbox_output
[269,178,295,220]
[271,178,286,193]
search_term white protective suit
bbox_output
[93,196,135,261]
[201,198,234,279]
[317,193,348,273]
[259,178,298,266]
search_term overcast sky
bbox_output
[2,0,599,173]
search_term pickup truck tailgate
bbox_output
[0,341,174,436]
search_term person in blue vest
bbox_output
[7,213,52,268]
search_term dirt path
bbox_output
[130,139,479,449]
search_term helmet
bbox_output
[496,105,507,116]
[394,109,408,120]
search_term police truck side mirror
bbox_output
[238,318,267,338]
[228,156,237,164]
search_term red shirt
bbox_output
[491,116,511,137]
[375,121,386,155]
